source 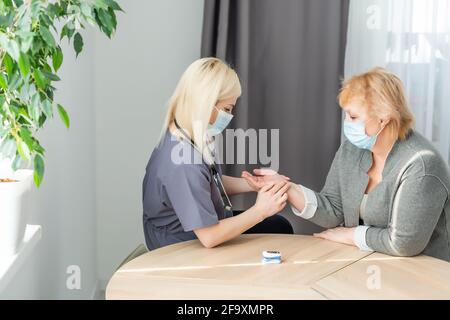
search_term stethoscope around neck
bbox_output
[173,119,233,214]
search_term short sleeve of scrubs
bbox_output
[164,163,220,232]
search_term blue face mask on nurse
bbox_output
[208,102,235,136]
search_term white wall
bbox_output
[1,31,98,299]
[0,0,204,298]
[94,0,204,286]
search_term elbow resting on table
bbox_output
[194,227,221,249]
[386,240,425,258]
[308,211,343,229]
[199,237,217,249]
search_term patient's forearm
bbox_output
[287,182,306,212]
[222,175,253,195]
[194,206,263,248]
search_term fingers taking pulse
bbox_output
[255,181,289,218]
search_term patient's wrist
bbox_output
[287,182,299,197]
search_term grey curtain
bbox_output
[201,0,349,234]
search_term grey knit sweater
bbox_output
[309,130,450,261]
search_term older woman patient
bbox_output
[244,67,450,261]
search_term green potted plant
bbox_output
[0,0,122,256]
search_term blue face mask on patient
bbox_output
[208,106,234,136]
[343,120,384,150]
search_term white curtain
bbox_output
[345,0,450,164]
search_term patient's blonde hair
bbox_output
[162,57,241,163]
[338,67,415,140]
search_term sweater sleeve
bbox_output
[304,144,345,228]
[366,174,448,257]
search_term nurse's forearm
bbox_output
[287,182,306,212]
[222,175,253,195]
[194,206,263,248]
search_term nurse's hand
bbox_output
[242,168,290,191]
[313,227,356,246]
[254,181,289,219]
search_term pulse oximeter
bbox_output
[261,250,282,264]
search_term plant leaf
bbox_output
[81,2,93,17]
[30,0,41,17]
[9,40,20,61]
[12,0,23,7]
[106,0,124,12]
[95,0,109,10]
[60,23,75,41]
[13,1,24,9]
[73,32,83,57]
[0,74,7,90]
[31,37,43,54]
[33,69,46,89]
[41,70,61,81]
[18,109,33,125]
[52,46,63,72]
[18,52,30,77]
[42,99,53,118]
[12,153,22,171]
[0,137,17,159]
[39,26,56,47]
[17,137,31,161]
[4,54,14,77]
[98,8,113,29]
[30,94,41,124]
[8,71,22,91]
[19,127,33,148]
[57,104,70,128]
[33,153,45,187]
[32,139,45,156]
[18,31,34,52]
[0,34,20,61]
[0,11,14,27]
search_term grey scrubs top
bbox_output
[142,130,232,250]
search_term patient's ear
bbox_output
[380,118,391,128]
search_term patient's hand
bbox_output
[313,227,356,246]
[242,168,290,191]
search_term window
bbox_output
[345,0,450,163]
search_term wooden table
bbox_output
[313,252,450,299]
[106,234,450,300]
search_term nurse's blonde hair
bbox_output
[162,57,241,163]
[338,67,415,140]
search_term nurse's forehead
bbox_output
[219,97,237,105]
